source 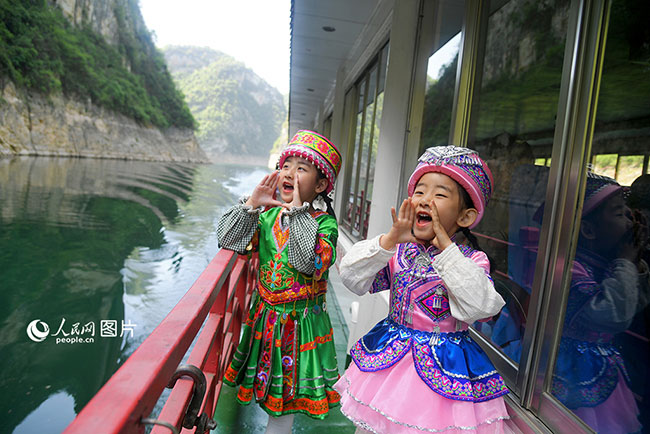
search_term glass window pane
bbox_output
[349,108,364,234]
[550,1,650,431]
[365,89,383,238]
[341,88,356,232]
[358,67,378,236]
[617,155,644,186]
[467,0,570,369]
[363,46,388,238]
[420,20,463,154]
[341,45,387,240]
[593,153,618,178]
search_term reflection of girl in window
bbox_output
[335,146,510,433]
[552,172,649,433]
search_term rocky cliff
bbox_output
[0,82,205,162]
[0,0,207,163]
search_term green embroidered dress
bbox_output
[217,203,341,418]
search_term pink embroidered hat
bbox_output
[278,130,342,194]
[408,146,494,228]
[582,171,622,216]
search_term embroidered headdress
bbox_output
[278,130,342,194]
[583,171,622,216]
[408,145,493,228]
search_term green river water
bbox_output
[0,157,269,433]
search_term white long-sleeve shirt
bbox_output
[339,235,505,324]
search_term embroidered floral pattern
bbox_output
[281,319,298,402]
[254,311,278,402]
[313,234,333,280]
[260,253,295,292]
[351,337,411,372]
[412,340,508,402]
[272,212,290,251]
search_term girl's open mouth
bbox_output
[282,182,294,193]
[416,212,432,226]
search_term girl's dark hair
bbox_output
[456,182,494,273]
[317,170,337,218]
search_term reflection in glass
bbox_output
[552,172,646,433]
[419,1,463,155]
[551,0,650,431]
[460,0,569,366]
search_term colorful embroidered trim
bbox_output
[279,130,342,194]
[263,390,340,415]
[351,337,411,372]
[224,364,239,384]
[300,328,334,352]
[237,386,341,416]
[272,212,290,251]
[258,279,327,305]
[281,318,299,402]
[371,265,391,294]
[313,234,333,280]
[416,284,450,322]
[254,310,278,402]
[338,376,510,433]
[412,340,508,402]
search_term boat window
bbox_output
[549,1,650,430]
[340,43,389,240]
[418,0,464,155]
[465,0,570,386]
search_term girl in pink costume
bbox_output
[334,146,510,433]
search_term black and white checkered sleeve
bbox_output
[286,204,319,275]
[217,199,263,254]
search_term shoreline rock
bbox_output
[0,82,209,163]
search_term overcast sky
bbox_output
[139,0,291,94]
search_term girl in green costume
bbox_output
[217,130,343,433]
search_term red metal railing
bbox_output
[64,249,258,434]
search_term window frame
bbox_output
[339,43,389,240]
[449,0,615,431]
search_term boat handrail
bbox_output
[64,248,258,434]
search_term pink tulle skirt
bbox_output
[333,351,511,433]
[572,372,641,434]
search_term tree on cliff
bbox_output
[0,0,194,130]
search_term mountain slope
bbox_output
[164,46,286,161]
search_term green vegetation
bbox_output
[420,57,458,151]
[0,0,194,129]
[164,46,286,158]
[420,0,650,149]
